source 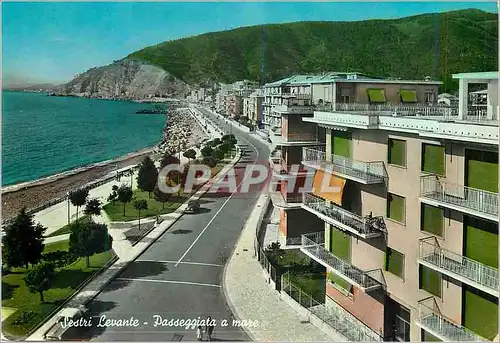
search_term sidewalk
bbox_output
[223,193,335,342]
[25,143,242,341]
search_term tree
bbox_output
[265,242,285,265]
[137,156,158,198]
[160,152,180,169]
[202,157,217,168]
[84,198,102,221]
[69,221,113,268]
[107,192,117,205]
[183,149,196,163]
[214,148,225,162]
[69,188,89,220]
[2,208,46,269]
[133,199,148,230]
[24,262,55,303]
[153,185,170,210]
[212,138,221,146]
[116,185,133,216]
[201,145,214,158]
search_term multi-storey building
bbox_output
[293,71,498,341]
[262,73,378,131]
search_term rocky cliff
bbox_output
[58,59,190,99]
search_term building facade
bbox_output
[293,71,498,341]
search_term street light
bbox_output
[66,191,70,224]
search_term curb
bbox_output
[25,145,243,341]
[221,193,270,342]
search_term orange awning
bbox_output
[312,170,346,205]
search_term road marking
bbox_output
[137,260,223,267]
[116,277,221,288]
[175,110,261,267]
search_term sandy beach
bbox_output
[1,107,208,221]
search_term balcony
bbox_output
[272,133,323,146]
[302,147,388,185]
[269,190,302,209]
[420,175,498,222]
[274,104,315,114]
[316,102,497,123]
[300,232,385,291]
[282,93,312,100]
[302,193,386,239]
[416,297,487,341]
[418,237,499,297]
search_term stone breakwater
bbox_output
[159,108,207,155]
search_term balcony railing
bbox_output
[302,147,388,185]
[417,297,487,341]
[420,175,498,221]
[282,93,312,100]
[282,272,382,341]
[314,103,497,122]
[418,237,499,297]
[281,133,320,142]
[274,104,315,114]
[302,193,386,239]
[300,232,384,291]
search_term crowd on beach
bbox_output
[2,108,208,221]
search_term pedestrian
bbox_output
[196,325,203,341]
[206,316,214,341]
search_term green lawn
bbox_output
[103,189,186,222]
[46,215,89,238]
[104,164,225,222]
[289,273,326,304]
[43,240,70,254]
[2,240,114,338]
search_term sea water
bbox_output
[2,91,166,186]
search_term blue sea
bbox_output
[2,91,166,186]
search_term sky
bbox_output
[2,1,498,85]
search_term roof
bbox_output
[452,71,498,80]
[265,72,442,87]
[470,89,488,95]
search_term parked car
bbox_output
[185,200,201,214]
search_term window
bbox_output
[421,329,442,341]
[420,204,444,236]
[387,193,405,223]
[420,265,441,297]
[328,272,353,295]
[385,248,404,278]
[388,139,406,167]
[367,88,386,103]
[400,89,418,103]
[395,307,411,341]
[425,91,436,103]
[421,143,445,175]
[330,227,351,261]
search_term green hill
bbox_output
[128,9,497,91]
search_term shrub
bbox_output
[42,250,77,268]
[12,311,36,325]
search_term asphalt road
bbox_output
[67,107,270,341]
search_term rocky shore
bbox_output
[158,108,207,155]
[1,108,208,221]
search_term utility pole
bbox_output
[66,192,70,224]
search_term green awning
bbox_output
[367,89,386,103]
[400,89,417,103]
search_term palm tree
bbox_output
[69,188,89,220]
[133,199,148,230]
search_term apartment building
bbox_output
[243,89,265,125]
[295,71,498,341]
[263,73,377,131]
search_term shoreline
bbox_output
[2,145,157,194]
[1,107,208,222]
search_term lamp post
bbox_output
[66,191,70,225]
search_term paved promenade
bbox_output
[223,193,335,342]
[26,142,242,341]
